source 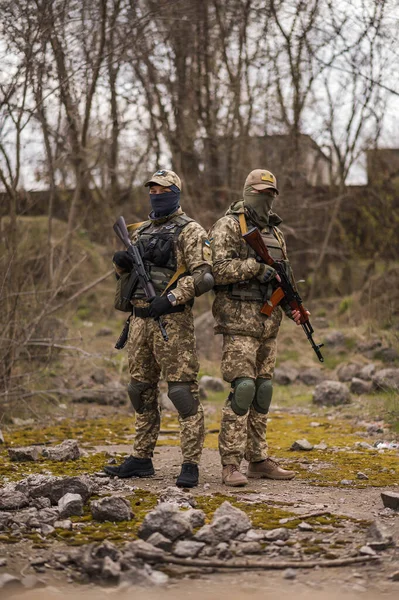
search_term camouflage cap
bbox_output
[244,169,279,195]
[144,169,182,190]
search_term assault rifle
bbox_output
[113,216,169,343]
[243,226,324,362]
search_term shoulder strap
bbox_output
[127,220,150,233]
[173,214,195,228]
[238,213,248,235]
[160,265,187,296]
[272,226,288,259]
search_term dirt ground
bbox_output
[1,443,398,599]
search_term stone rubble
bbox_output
[42,439,80,461]
[90,496,133,522]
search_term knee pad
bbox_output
[127,379,152,414]
[168,382,198,418]
[230,378,256,416]
[253,378,273,414]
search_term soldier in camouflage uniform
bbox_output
[210,169,300,487]
[104,170,213,488]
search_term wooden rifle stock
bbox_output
[242,226,324,362]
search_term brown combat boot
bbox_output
[222,464,248,487]
[247,457,295,480]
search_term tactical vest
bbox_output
[131,214,193,299]
[224,216,288,303]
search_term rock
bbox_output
[372,368,399,392]
[240,529,266,542]
[8,446,41,462]
[58,493,83,518]
[274,366,298,385]
[199,375,225,392]
[313,380,351,406]
[350,378,373,395]
[336,363,363,382]
[31,497,52,510]
[71,382,127,406]
[297,368,324,386]
[0,574,23,590]
[298,522,313,531]
[195,502,251,545]
[324,330,346,347]
[16,474,92,504]
[96,327,113,337]
[359,546,376,556]
[291,439,313,451]
[37,507,60,525]
[367,520,394,550]
[357,472,369,481]
[146,532,173,552]
[91,369,109,385]
[0,558,7,567]
[312,317,329,329]
[159,486,196,508]
[41,524,55,536]
[389,571,399,581]
[91,496,133,522]
[374,347,399,363]
[173,540,205,558]
[380,491,399,511]
[283,568,297,580]
[230,541,262,555]
[159,393,177,412]
[264,528,290,542]
[54,519,73,530]
[212,501,252,532]
[120,566,167,587]
[357,338,382,355]
[340,479,353,486]
[314,442,328,450]
[42,439,80,461]
[21,575,46,589]
[139,503,192,541]
[193,310,223,361]
[185,508,206,529]
[0,486,29,510]
[355,441,373,450]
[0,430,4,444]
[358,364,376,381]
[124,540,165,562]
[102,556,121,581]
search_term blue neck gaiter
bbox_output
[149,185,180,218]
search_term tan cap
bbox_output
[244,169,279,194]
[144,169,181,190]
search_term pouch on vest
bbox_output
[114,270,138,312]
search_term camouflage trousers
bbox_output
[126,307,204,464]
[218,308,282,467]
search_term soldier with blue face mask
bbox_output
[104,170,214,488]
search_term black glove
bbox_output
[256,264,277,283]
[113,250,133,271]
[148,295,172,318]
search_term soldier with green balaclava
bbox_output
[209,168,299,487]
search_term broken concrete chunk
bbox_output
[8,446,41,462]
[58,493,83,518]
[42,439,80,461]
[91,496,133,522]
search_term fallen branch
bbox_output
[281,510,331,522]
[142,553,378,571]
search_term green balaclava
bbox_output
[243,185,275,229]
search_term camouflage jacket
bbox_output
[209,200,287,338]
[127,208,211,307]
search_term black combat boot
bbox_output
[103,456,154,478]
[176,462,199,488]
